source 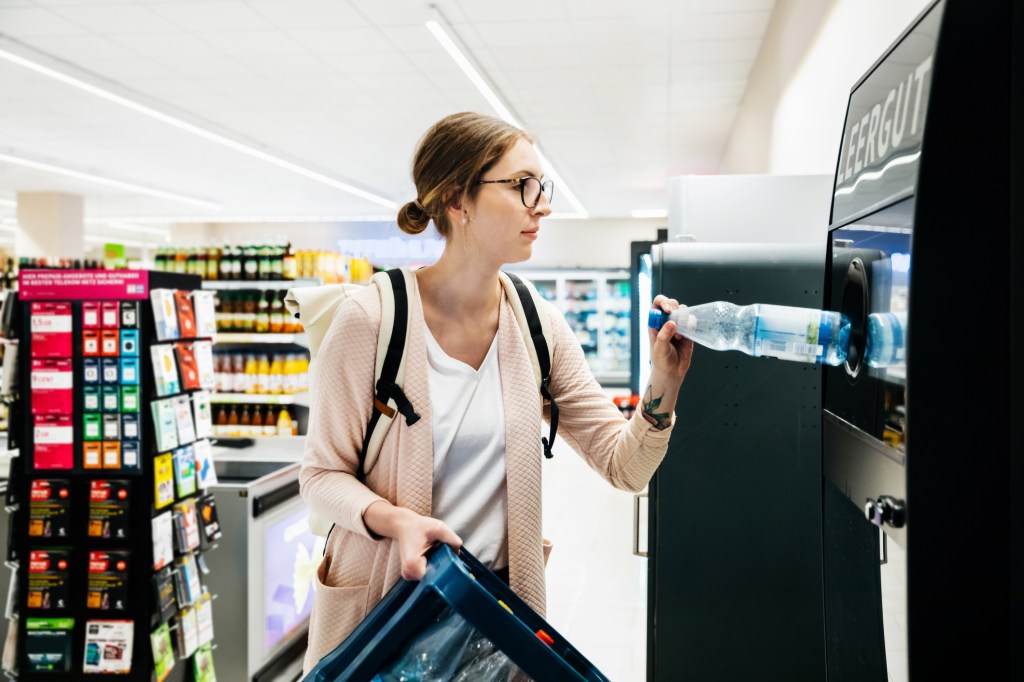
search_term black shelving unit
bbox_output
[6,270,219,681]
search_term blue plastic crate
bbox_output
[305,544,610,682]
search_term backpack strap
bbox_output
[359,268,420,482]
[499,272,558,459]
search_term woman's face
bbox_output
[458,137,552,265]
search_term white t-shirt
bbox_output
[424,325,508,570]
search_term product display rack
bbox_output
[202,279,315,441]
[510,269,631,386]
[5,270,220,681]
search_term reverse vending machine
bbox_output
[821,1,1021,680]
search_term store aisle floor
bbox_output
[542,432,648,682]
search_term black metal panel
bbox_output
[647,243,826,682]
[822,0,1022,678]
[822,480,887,682]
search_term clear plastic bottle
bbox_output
[864,311,907,368]
[649,301,851,366]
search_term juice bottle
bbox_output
[243,354,259,394]
[268,355,283,395]
[239,405,251,437]
[251,404,263,435]
[262,406,277,437]
[276,406,292,437]
[269,292,284,334]
[255,293,270,334]
[256,354,271,395]
[214,405,227,437]
[227,406,239,437]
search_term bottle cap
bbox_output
[648,308,669,330]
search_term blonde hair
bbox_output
[397,112,533,237]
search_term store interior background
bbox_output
[0,1,932,680]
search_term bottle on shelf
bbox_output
[214,405,228,437]
[276,405,293,437]
[239,405,252,436]
[262,406,277,437]
[256,354,270,395]
[283,242,297,281]
[226,405,239,437]
[269,291,285,334]
[242,243,259,281]
[255,293,270,334]
[649,301,851,366]
[242,293,256,332]
[207,245,220,281]
[251,404,263,434]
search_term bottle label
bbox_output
[751,305,824,363]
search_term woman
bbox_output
[300,112,692,672]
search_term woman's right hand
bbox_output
[363,501,462,581]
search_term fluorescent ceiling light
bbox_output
[426,8,588,219]
[0,39,396,210]
[0,152,221,210]
[631,209,668,219]
[97,214,396,224]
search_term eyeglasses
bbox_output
[477,176,554,208]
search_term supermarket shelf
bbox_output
[211,393,310,407]
[201,277,322,291]
[214,332,307,346]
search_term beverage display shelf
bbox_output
[200,278,322,291]
[213,333,307,346]
[210,393,309,407]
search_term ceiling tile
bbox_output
[110,31,221,58]
[20,33,137,62]
[671,38,763,64]
[149,1,277,32]
[198,30,307,56]
[246,0,368,29]
[49,3,180,34]
[462,21,568,49]
[288,27,393,53]
[672,11,772,41]
[0,6,91,36]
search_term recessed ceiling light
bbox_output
[0,39,396,210]
[426,7,588,220]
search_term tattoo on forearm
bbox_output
[642,386,672,430]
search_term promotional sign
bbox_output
[19,270,149,301]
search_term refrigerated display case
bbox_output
[510,270,630,386]
[821,2,1021,680]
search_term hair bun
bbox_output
[397,200,431,235]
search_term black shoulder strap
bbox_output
[504,272,558,459]
[358,268,420,482]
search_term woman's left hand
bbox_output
[648,295,694,382]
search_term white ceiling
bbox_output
[0,0,775,228]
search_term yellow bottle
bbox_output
[243,354,259,394]
[297,355,309,393]
[268,355,283,395]
[256,354,270,395]
[276,406,292,437]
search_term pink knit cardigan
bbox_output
[299,275,675,673]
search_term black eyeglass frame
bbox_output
[477,176,555,208]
